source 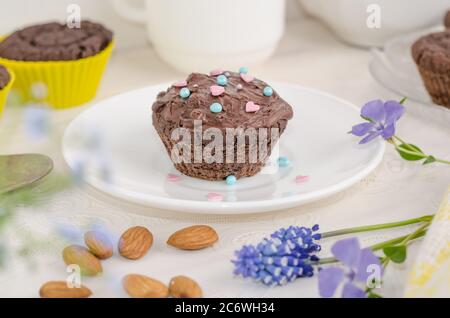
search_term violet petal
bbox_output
[384,100,405,126]
[381,123,396,140]
[359,131,381,144]
[361,100,385,123]
[351,122,375,137]
[342,282,367,298]
[355,248,382,282]
[331,237,361,268]
[318,267,345,298]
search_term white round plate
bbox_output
[63,83,385,214]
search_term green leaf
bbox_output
[396,144,425,161]
[383,245,407,264]
[423,156,436,165]
[399,97,408,105]
[368,291,383,298]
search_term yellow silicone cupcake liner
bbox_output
[0,69,15,117]
[0,41,114,109]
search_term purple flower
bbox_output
[71,158,86,184]
[24,104,51,139]
[351,100,405,144]
[318,238,381,298]
[90,222,118,243]
[96,153,113,184]
[232,225,321,286]
[56,223,83,242]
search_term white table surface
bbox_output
[0,18,449,298]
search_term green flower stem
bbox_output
[317,228,428,265]
[320,215,433,239]
[392,136,416,151]
[430,158,450,165]
[391,136,450,165]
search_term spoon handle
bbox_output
[0,154,54,194]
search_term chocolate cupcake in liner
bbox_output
[0,21,113,109]
[445,11,450,29]
[0,65,15,116]
[152,71,294,181]
[412,31,450,109]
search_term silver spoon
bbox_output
[0,154,54,194]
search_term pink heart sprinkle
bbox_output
[210,69,224,76]
[210,85,225,96]
[173,81,187,88]
[246,101,260,113]
[240,73,254,83]
[207,192,224,202]
[167,174,181,182]
[295,175,310,184]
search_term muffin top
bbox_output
[152,71,294,130]
[0,65,10,89]
[0,21,113,61]
[445,11,450,28]
[412,31,450,73]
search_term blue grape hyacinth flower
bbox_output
[232,225,321,286]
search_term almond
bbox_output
[118,226,153,260]
[62,245,103,276]
[84,230,113,260]
[169,276,203,298]
[167,225,218,250]
[39,281,92,298]
[122,274,169,298]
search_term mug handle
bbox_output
[112,0,147,24]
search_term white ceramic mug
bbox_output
[299,0,450,47]
[112,0,286,72]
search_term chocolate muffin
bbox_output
[412,31,450,108]
[445,11,450,28]
[152,71,294,181]
[0,21,113,61]
[0,65,10,90]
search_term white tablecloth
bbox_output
[1,18,449,298]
